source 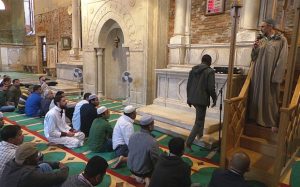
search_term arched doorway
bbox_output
[98,20,127,100]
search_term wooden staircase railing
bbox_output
[273,75,300,186]
[220,61,254,167]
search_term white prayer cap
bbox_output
[88,94,98,101]
[97,106,108,115]
[124,105,136,114]
[0,112,3,118]
[140,115,154,126]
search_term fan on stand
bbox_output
[73,68,83,99]
[121,71,133,104]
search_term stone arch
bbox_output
[87,0,141,49]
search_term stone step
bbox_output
[137,104,220,134]
[135,115,220,149]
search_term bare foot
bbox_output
[271,127,278,133]
[111,156,124,169]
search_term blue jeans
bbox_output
[0,105,15,112]
[38,163,53,173]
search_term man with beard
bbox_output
[44,95,85,148]
[248,18,288,132]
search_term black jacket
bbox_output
[149,154,191,187]
[208,168,251,187]
[80,103,97,137]
[187,64,217,106]
[0,160,68,187]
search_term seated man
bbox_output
[88,106,113,152]
[39,75,49,96]
[0,84,15,112]
[208,151,251,187]
[17,86,33,114]
[0,125,24,177]
[25,85,42,117]
[49,91,65,110]
[112,105,136,169]
[72,92,91,131]
[0,142,69,187]
[44,95,85,148]
[41,90,54,116]
[62,155,108,187]
[149,137,191,187]
[7,79,21,107]
[128,115,159,185]
[80,94,99,136]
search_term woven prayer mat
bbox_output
[2,98,269,187]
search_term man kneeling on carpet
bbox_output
[44,94,85,148]
[128,115,160,186]
[62,156,108,187]
[0,142,69,187]
[87,106,113,152]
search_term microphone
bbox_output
[256,33,264,40]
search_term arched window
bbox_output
[24,0,35,35]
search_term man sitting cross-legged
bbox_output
[72,92,91,131]
[0,125,24,177]
[87,106,113,152]
[0,142,69,187]
[128,115,160,186]
[44,94,85,148]
[149,137,191,187]
[80,94,99,137]
[62,155,108,187]
[111,105,136,169]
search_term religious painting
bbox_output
[206,0,225,15]
[61,37,71,50]
[47,44,57,68]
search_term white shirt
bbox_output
[112,115,134,149]
[49,100,55,110]
[72,100,88,131]
[0,141,18,177]
[44,106,71,138]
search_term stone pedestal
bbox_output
[56,63,83,84]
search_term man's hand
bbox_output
[253,40,260,48]
[211,101,216,108]
[66,131,75,137]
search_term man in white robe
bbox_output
[44,94,85,148]
[248,18,288,132]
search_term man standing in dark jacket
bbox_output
[149,137,191,187]
[186,54,217,151]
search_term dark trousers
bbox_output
[186,105,207,146]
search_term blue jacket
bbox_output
[25,92,42,117]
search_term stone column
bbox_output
[96,48,104,97]
[72,0,81,57]
[237,0,261,42]
[83,48,97,94]
[169,0,187,65]
[185,0,191,44]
